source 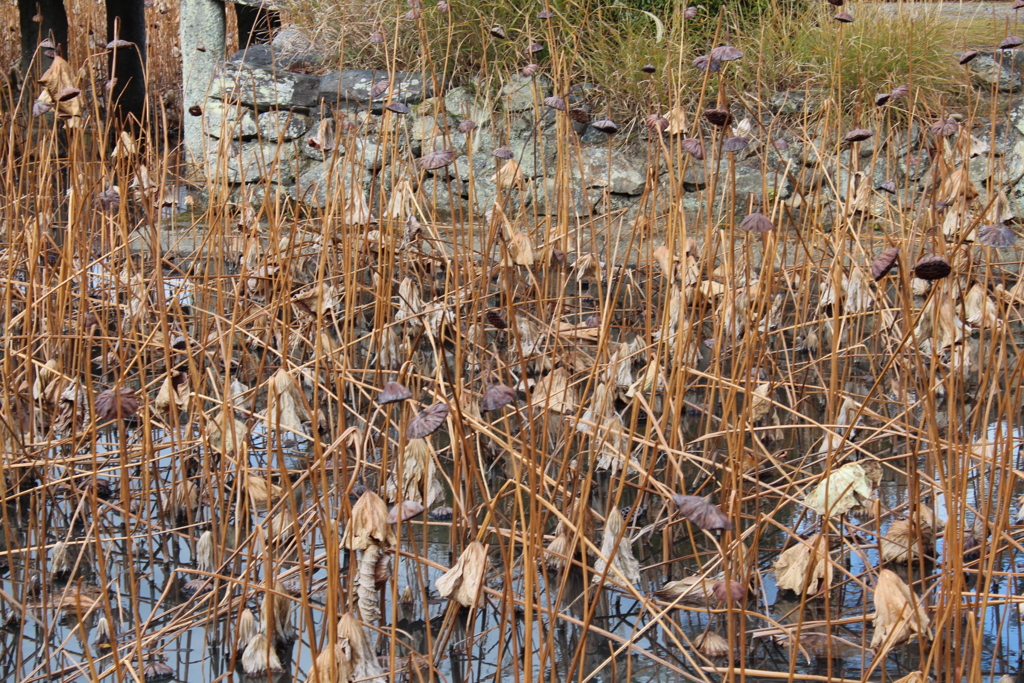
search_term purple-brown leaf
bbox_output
[481,384,517,412]
[407,402,450,439]
[379,382,413,404]
[670,494,734,530]
[95,387,139,422]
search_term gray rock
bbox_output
[897,149,930,182]
[499,73,552,111]
[419,176,467,220]
[580,125,613,145]
[291,160,370,207]
[579,147,646,195]
[770,91,811,115]
[228,43,319,70]
[444,85,491,127]
[203,100,258,139]
[258,110,312,142]
[206,140,300,184]
[180,0,227,168]
[319,70,431,112]
[214,61,321,109]
[508,136,556,178]
[968,51,1022,92]
[528,177,594,217]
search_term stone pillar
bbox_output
[179,0,226,171]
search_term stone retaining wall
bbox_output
[195,42,1024,226]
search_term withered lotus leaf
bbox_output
[681,137,705,160]
[722,136,749,152]
[871,246,900,280]
[544,96,567,111]
[709,45,743,62]
[977,224,1018,248]
[844,128,873,142]
[436,541,488,607]
[592,119,618,134]
[913,255,951,281]
[712,579,746,604]
[379,381,412,404]
[1001,35,1024,50]
[407,402,450,439]
[95,387,139,421]
[703,108,731,127]
[417,149,454,170]
[387,500,425,524]
[481,384,517,412]
[670,494,734,530]
[739,212,774,233]
[959,50,979,65]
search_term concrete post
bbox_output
[179,0,226,172]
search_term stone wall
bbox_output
[197,42,1024,226]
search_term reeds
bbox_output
[3,2,1024,682]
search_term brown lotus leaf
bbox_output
[712,579,746,604]
[739,212,774,233]
[773,534,832,595]
[95,387,139,421]
[436,540,488,607]
[870,569,931,650]
[387,500,425,524]
[379,382,413,404]
[417,149,454,170]
[913,255,951,281]
[695,631,731,658]
[342,490,397,550]
[671,494,734,530]
[871,246,899,280]
[407,402,450,439]
[481,384,517,412]
[593,507,640,586]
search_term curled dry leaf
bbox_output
[870,569,931,650]
[703,108,731,127]
[592,119,618,134]
[712,579,746,604]
[544,96,566,111]
[871,246,900,281]
[95,387,139,422]
[913,255,951,281]
[436,540,488,607]
[481,384,517,412]
[407,402,450,439]
[417,149,454,170]
[654,576,715,605]
[593,507,641,586]
[379,381,413,404]
[834,11,854,22]
[695,632,731,658]
[803,460,880,518]
[387,500,425,524]
[722,136,748,153]
[739,212,774,233]
[709,45,743,61]
[692,55,720,72]
[671,494,734,530]
[681,138,704,160]
[773,534,832,595]
[458,119,476,133]
[342,490,397,550]
[155,371,190,414]
[1001,35,1024,49]
[844,128,873,142]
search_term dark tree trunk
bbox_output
[19,0,68,72]
[106,0,147,126]
[235,4,280,50]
